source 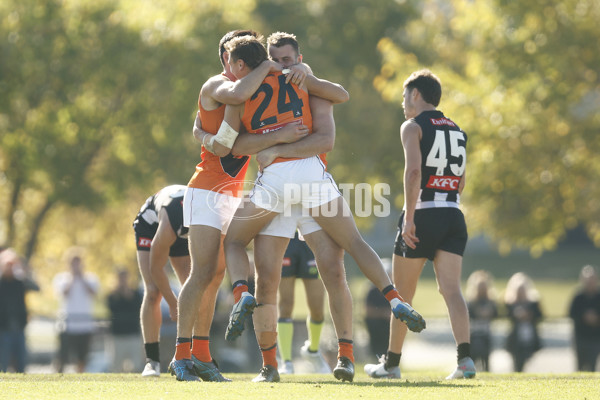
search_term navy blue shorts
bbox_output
[281,237,319,279]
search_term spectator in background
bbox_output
[504,272,543,372]
[106,268,143,372]
[53,247,99,373]
[0,248,40,372]
[568,265,600,371]
[364,258,392,360]
[465,270,498,372]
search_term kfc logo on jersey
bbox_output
[138,237,152,248]
[430,117,457,127]
[426,176,460,190]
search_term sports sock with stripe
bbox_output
[191,336,211,363]
[307,317,324,352]
[382,285,405,303]
[338,339,354,363]
[175,337,191,360]
[232,280,249,303]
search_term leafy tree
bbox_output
[0,0,241,263]
[374,0,600,255]
[3,0,598,290]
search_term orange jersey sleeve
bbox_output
[187,93,249,197]
[241,72,313,164]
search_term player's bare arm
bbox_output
[231,121,309,157]
[255,96,335,170]
[149,209,179,321]
[459,170,466,195]
[304,74,349,104]
[192,111,230,157]
[283,63,312,86]
[400,120,422,250]
[201,59,281,110]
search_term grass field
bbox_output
[1,372,599,400]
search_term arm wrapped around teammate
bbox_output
[213,120,240,148]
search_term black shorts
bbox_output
[281,237,319,279]
[133,218,189,257]
[394,208,467,261]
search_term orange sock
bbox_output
[191,336,211,363]
[175,339,191,360]
[260,344,278,368]
[338,339,354,363]
[382,285,405,302]
[233,283,249,303]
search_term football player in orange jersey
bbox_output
[218,36,426,383]
[190,33,353,382]
[169,29,306,382]
[239,32,353,381]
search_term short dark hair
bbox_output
[218,29,261,67]
[225,36,268,70]
[403,69,442,107]
[266,31,300,56]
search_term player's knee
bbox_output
[145,287,161,304]
[315,252,344,270]
[223,233,247,249]
[346,234,368,254]
[319,264,346,286]
[437,282,461,299]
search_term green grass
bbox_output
[1,372,599,400]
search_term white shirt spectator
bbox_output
[53,271,99,333]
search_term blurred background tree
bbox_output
[1,0,599,299]
[374,0,600,255]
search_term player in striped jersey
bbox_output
[364,69,475,380]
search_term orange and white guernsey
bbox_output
[240,72,327,167]
[187,86,250,198]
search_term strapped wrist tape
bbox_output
[214,120,239,148]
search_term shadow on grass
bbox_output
[292,379,479,388]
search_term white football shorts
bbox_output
[249,156,341,213]
[183,187,241,234]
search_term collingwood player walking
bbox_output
[365,69,475,380]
